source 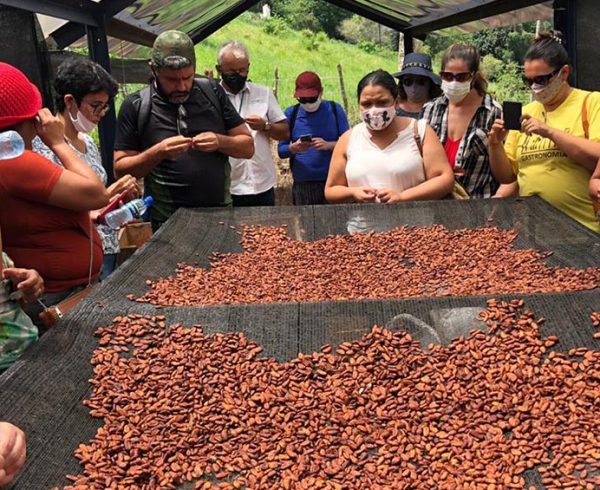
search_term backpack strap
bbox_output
[288,103,301,138]
[195,77,222,112]
[582,93,591,139]
[287,103,301,167]
[135,86,152,141]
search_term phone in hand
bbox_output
[502,101,522,131]
[299,134,313,142]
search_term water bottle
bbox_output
[104,196,154,230]
[0,131,25,160]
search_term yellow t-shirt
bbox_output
[504,88,600,233]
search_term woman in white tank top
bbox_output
[325,70,454,204]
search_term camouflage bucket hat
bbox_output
[151,30,196,69]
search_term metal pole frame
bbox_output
[403,32,414,55]
[553,0,577,86]
[87,13,116,183]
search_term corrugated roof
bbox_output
[38,0,553,55]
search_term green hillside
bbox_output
[193,13,399,121]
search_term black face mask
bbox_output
[221,72,247,93]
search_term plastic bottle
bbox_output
[0,131,25,160]
[104,196,154,230]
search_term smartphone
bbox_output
[299,134,313,142]
[503,101,522,130]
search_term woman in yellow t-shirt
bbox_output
[488,31,600,233]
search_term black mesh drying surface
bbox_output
[1,197,600,489]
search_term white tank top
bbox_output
[346,119,427,192]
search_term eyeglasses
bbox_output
[85,101,110,116]
[176,104,188,136]
[440,71,473,83]
[298,97,319,104]
[522,68,561,87]
[402,77,428,87]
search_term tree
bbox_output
[269,0,352,39]
[338,14,396,51]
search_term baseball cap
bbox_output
[294,71,322,98]
[151,30,196,69]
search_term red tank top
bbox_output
[444,137,462,169]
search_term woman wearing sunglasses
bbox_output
[33,59,140,279]
[489,31,600,233]
[393,53,442,119]
[422,44,510,199]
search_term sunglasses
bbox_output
[522,68,561,87]
[298,97,319,104]
[440,71,473,83]
[176,104,188,136]
[402,77,428,87]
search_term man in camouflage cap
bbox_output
[151,30,196,77]
[114,30,254,229]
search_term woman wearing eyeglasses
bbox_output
[489,31,600,233]
[393,53,442,119]
[422,44,510,199]
[33,59,140,278]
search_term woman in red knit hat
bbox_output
[0,62,109,332]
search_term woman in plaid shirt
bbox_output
[422,44,513,199]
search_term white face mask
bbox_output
[301,97,322,113]
[69,109,97,134]
[531,74,564,105]
[441,80,471,104]
[360,106,396,131]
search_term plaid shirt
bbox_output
[0,253,38,371]
[422,93,502,198]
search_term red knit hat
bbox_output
[0,62,42,130]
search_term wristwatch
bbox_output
[264,121,272,132]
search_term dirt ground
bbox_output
[273,142,294,206]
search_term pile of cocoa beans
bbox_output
[134,225,600,307]
[61,299,600,489]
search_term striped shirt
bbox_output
[422,93,502,198]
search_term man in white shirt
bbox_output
[216,41,289,206]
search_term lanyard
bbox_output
[237,91,246,114]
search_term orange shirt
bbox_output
[0,150,102,292]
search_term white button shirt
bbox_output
[221,81,286,196]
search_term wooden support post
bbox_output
[273,66,279,99]
[337,64,349,115]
